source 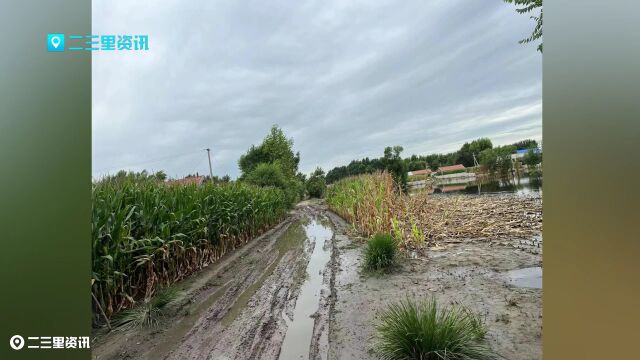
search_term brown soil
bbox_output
[325,208,542,360]
[92,198,542,360]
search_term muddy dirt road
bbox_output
[93,199,542,360]
[94,202,337,360]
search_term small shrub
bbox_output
[373,298,495,360]
[364,233,397,271]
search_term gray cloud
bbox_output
[92,0,541,179]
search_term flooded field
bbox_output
[93,197,541,360]
[440,175,542,195]
[412,175,543,195]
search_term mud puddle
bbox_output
[279,219,333,359]
[504,267,542,288]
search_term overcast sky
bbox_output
[92,0,542,179]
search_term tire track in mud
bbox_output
[93,202,339,360]
[173,203,338,360]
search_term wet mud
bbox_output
[93,199,541,360]
[326,209,542,360]
[93,203,337,360]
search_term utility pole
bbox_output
[205,148,213,179]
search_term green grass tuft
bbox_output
[112,287,179,329]
[364,233,397,271]
[373,298,495,360]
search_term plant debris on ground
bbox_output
[326,172,542,249]
[404,192,542,242]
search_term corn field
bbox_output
[92,177,289,319]
[325,172,398,237]
[326,172,542,249]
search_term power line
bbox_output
[187,154,208,178]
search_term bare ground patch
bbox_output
[326,208,542,360]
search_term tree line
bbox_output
[325,138,541,184]
[100,131,541,200]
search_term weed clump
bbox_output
[373,298,495,360]
[364,233,397,271]
[112,287,179,329]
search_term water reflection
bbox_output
[431,175,542,195]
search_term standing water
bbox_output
[504,267,542,288]
[278,218,333,359]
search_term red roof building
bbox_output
[437,164,466,174]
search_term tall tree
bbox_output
[238,125,303,205]
[522,149,542,167]
[479,145,517,176]
[306,167,327,198]
[505,0,543,52]
[511,139,538,149]
[382,146,408,192]
[238,125,300,178]
[457,138,493,167]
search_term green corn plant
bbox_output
[410,219,425,244]
[92,174,290,320]
[391,218,404,244]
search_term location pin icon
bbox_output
[10,335,25,350]
[51,36,61,48]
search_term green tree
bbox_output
[153,170,167,181]
[457,138,493,167]
[244,163,287,188]
[244,163,300,205]
[407,160,427,172]
[306,167,327,198]
[479,145,516,176]
[522,149,542,167]
[239,125,303,205]
[511,139,538,149]
[237,145,269,178]
[238,125,300,178]
[505,0,543,52]
[382,146,408,192]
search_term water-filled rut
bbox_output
[279,219,333,359]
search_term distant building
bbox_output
[408,169,431,177]
[511,148,542,160]
[166,175,205,186]
[440,184,467,193]
[436,164,466,174]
